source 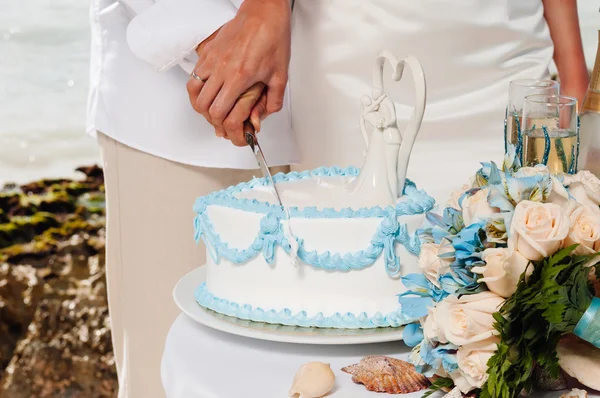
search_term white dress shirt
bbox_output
[88,0,553,181]
[87,0,298,169]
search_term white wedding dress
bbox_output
[289,0,553,201]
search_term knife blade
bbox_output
[244,120,299,258]
[244,120,284,205]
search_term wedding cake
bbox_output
[193,52,433,329]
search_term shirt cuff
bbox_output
[126,0,237,72]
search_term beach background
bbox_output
[0,1,599,186]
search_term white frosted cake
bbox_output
[193,167,434,328]
[193,51,432,329]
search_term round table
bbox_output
[161,314,597,398]
[161,314,421,398]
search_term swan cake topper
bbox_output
[350,50,427,207]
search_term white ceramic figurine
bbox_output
[350,51,427,207]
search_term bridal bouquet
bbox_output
[399,146,600,398]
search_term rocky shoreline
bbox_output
[0,166,117,397]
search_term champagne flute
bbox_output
[505,79,560,156]
[522,94,579,174]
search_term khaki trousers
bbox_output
[98,133,288,398]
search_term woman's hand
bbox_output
[186,0,291,141]
[542,0,589,105]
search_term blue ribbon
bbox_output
[574,297,600,348]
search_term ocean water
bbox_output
[0,1,599,186]
[0,0,99,186]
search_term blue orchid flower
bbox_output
[475,161,503,187]
[505,172,551,203]
[397,274,449,318]
[403,323,424,348]
[418,339,459,375]
[449,223,485,261]
[439,273,465,295]
[488,183,514,212]
[438,223,487,294]
[503,143,521,173]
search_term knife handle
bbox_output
[244,120,257,149]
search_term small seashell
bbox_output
[560,388,588,398]
[341,355,430,394]
[289,362,335,398]
[557,336,600,391]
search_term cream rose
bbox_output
[430,291,504,346]
[462,188,498,227]
[472,246,531,298]
[447,183,472,210]
[450,338,500,393]
[419,243,442,286]
[422,306,443,343]
[564,205,600,255]
[566,170,600,205]
[514,165,550,178]
[510,200,569,261]
[418,240,452,287]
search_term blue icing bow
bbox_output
[257,212,283,264]
[378,211,401,276]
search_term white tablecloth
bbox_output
[161,315,421,398]
[161,314,598,398]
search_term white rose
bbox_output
[515,165,550,178]
[418,240,452,287]
[566,171,600,214]
[462,188,498,227]
[447,183,472,210]
[422,306,442,343]
[432,292,504,346]
[566,170,600,202]
[472,246,531,298]
[564,205,600,255]
[510,200,569,261]
[419,243,442,286]
[450,338,500,393]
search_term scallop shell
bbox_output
[341,355,430,394]
[557,336,600,391]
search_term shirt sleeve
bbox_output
[126,0,238,72]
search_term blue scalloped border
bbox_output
[195,282,416,329]
[193,166,434,276]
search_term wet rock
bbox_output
[0,295,117,398]
[20,179,71,195]
[0,165,116,397]
[0,264,41,381]
[0,213,60,250]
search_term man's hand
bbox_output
[225,82,267,146]
[186,0,291,141]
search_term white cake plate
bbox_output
[173,266,405,345]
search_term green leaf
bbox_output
[480,249,597,398]
[423,377,454,398]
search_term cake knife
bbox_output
[244,120,299,258]
[244,120,284,204]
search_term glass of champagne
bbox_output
[522,94,579,174]
[505,79,560,155]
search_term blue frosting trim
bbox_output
[193,166,434,276]
[195,282,416,329]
